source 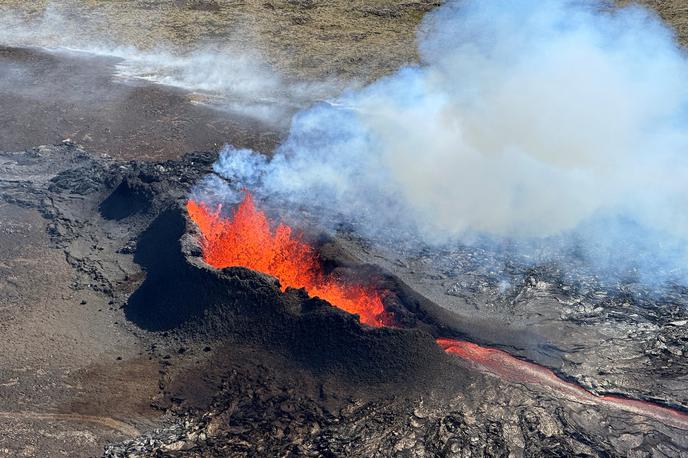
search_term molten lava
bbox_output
[437,338,688,430]
[186,193,385,327]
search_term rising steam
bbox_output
[0,4,341,124]
[200,0,688,286]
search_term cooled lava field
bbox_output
[2,1,688,457]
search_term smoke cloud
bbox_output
[202,0,688,286]
[0,4,341,124]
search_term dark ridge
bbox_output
[125,207,203,329]
[315,238,564,368]
[99,176,154,220]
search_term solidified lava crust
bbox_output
[438,338,688,431]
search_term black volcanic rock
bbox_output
[125,204,453,386]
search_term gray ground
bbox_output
[0,46,280,160]
[0,147,160,456]
[338,235,688,410]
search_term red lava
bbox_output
[437,338,688,430]
[187,192,386,327]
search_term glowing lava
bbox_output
[438,338,688,430]
[186,193,385,327]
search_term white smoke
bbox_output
[0,4,342,125]
[203,0,688,285]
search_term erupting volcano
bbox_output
[186,193,688,432]
[186,193,386,327]
[438,338,688,430]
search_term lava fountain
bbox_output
[186,192,386,327]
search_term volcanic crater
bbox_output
[2,0,688,455]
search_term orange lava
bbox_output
[186,193,385,327]
[437,337,688,430]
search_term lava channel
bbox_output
[187,193,688,431]
[438,338,688,430]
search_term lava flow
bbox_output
[438,338,688,430]
[186,193,385,327]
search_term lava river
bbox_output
[187,193,688,431]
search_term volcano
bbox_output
[186,189,688,432]
[186,193,387,327]
[2,1,688,454]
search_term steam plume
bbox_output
[204,0,688,286]
[0,4,341,124]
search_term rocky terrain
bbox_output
[0,0,434,81]
[344,236,688,411]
